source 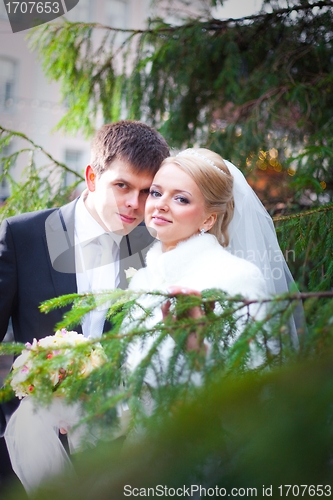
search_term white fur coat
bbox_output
[126,234,267,379]
[129,233,267,299]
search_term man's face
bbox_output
[85,159,154,235]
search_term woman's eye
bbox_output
[175,196,189,204]
[149,189,161,197]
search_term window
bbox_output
[64,149,83,187]
[0,57,16,112]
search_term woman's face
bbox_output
[145,162,214,252]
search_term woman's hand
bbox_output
[162,286,206,352]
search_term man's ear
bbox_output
[85,165,96,192]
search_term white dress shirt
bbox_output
[74,192,122,338]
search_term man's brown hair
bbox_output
[90,120,169,176]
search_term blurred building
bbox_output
[0,0,151,201]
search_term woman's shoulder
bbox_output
[189,235,267,297]
[188,234,255,269]
[201,243,260,279]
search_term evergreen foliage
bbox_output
[274,203,333,292]
[1,288,333,435]
[0,127,84,219]
[26,0,333,206]
[33,355,333,497]
[3,338,333,499]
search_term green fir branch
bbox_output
[0,127,84,219]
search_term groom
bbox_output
[0,120,169,486]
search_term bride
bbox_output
[125,148,300,381]
[5,148,301,493]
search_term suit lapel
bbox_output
[118,236,130,290]
[45,199,78,298]
[118,224,155,290]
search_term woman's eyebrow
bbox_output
[151,184,192,197]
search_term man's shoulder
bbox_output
[4,199,77,230]
[6,207,57,225]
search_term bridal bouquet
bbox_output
[9,329,107,400]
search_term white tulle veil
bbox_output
[224,159,305,346]
[224,159,293,295]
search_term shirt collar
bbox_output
[75,190,123,247]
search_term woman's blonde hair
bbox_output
[160,148,234,247]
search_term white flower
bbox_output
[80,345,107,378]
[11,366,30,385]
[12,350,31,370]
[125,267,137,280]
[11,385,29,399]
[38,330,87,349]
[90,347,107,369]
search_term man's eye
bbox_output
[141,188,150,194]
[149,189,161,197]
[116,183,127,189]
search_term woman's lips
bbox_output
[119,214,136,224]
[151,215,172,225]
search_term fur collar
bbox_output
[145,233,223,283]
[136,232,266,299]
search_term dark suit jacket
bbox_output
[0,198,154,431]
